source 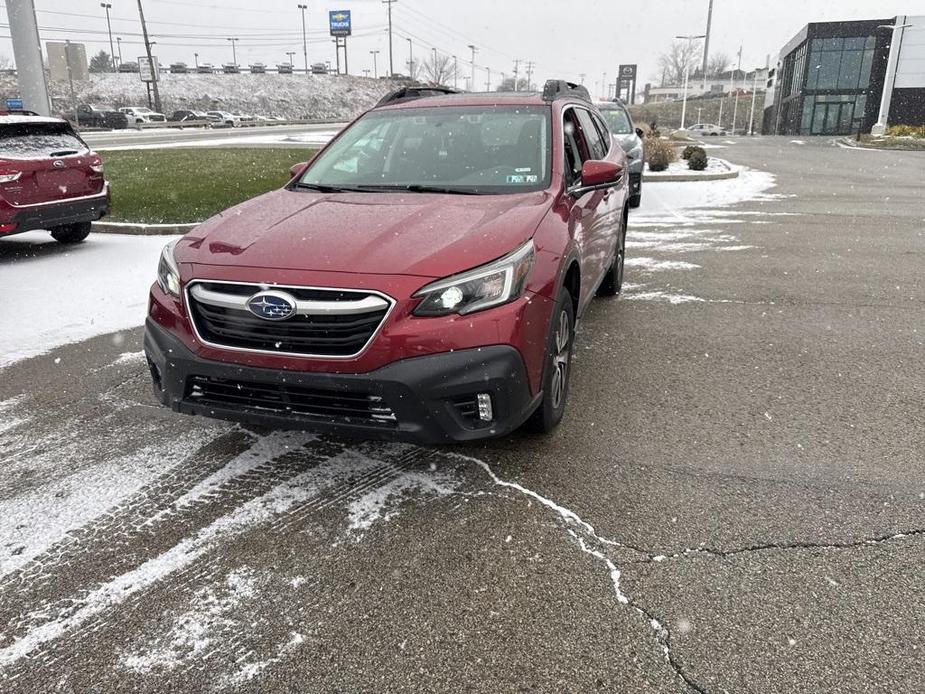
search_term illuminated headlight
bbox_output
[413,240,534,317]
[156,240,181,296]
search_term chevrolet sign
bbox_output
[329,9,352,37]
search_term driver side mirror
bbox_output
[581,160,623,187]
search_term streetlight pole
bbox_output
[452,55,457,88]
[297,4,308,76]
[467,44,477,92]
[872,20,914,135]
[194,51,198,68]
[676,33,706,130]
[136,0,161,113]
[382,0,396,77]
[286,50,296,68]
[116,37,123,67]
[731,45,742,134]
[227,37,238,66]
[370,50,379,79]
[100,3,115,71]
[700,0,714,90]
[747,68,760,135]
[485,66,491,92]
[406,37,413,78]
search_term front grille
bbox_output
[186,375,398,427]
[187,281,391,358]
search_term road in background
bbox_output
[1,137,923,693]
[81,122,346,150]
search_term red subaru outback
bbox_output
[0,114,109,243]
[145,81,629,442]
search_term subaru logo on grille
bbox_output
[246,290,297,321]
[53,160,66,169]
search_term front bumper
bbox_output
[144,318,540,444]
[0,189,109,236]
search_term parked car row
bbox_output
[119,61,334,75]
[57,104,293,130]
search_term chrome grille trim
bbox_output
[184,279,395,360]
[189,283,390,316]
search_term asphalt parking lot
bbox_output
[1,136,923,693]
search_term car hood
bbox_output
[613,133,641,153]
[177,188,554,279]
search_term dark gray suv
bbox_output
[596,101,644,208]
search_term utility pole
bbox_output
[100,3,115,70]
[227,37,238,66]
[700,0,714,90]
[579,72,586,85]
[382,0,396,77]
[467,44,477,92]
[525,61,534,91]
[136,0,161,113]
[731,45,742,134]
[116,36,123,66]
[194,51,199,68]
[485,66,491,91]
[297,4,308,75]
[406,37,413,78]
[512,59,521,91]
[676,34,706,130]
[370,50,379,79]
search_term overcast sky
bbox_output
[2,0,923,96]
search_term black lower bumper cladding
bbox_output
[144,319,540,444]
[12,195,108,234]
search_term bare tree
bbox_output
[657,40,700,86]
[707,51,731,78]
[420,53,458,86]
[495,76,530,92]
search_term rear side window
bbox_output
[0,122,88,160]
[575,109,607,160]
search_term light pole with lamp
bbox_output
[297,4,308,76]
[676,33,706,130]
[100,3,115,70]
[453,55,458,88]
[116,37,123,67]
[227,37,238,67]
[467,44,477,92]
[406,37,413,77]
[370,50,380,79]
[871,20,914,135]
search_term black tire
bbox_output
[597,210,627,296]
[525,287,575,434]
[628,187,642,209]
[50,221,91,244]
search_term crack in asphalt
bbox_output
[461,454,925,694]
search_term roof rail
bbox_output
[542,80,591,103]
[375,85,461,107]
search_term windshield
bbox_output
[600,108,633,134]
[0,122,88,159]
[299,105,551,194]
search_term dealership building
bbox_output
[764,15,924,136]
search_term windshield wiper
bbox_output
[294,182,372,193]
[365,184,483,195]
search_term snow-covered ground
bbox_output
[0,232,177,367]
[0,72,399,121]
[94,129,341,151]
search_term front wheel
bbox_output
[50,221,91,244]
[525,287,575,434]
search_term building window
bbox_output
[805,36,875,92]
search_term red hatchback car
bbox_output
[144,81,629,442]
[0,114,109,243]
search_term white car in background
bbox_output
[688,123,727,136]
[119,106,167,124]
[206,111,240,127]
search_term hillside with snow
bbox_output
[0,72,400,120]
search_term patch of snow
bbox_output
[113,350,146,365]
[623,290,707,304]
[624,257,701,271]
[0,395,28,434]
[0,232,178,367]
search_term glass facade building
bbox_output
[769,19,892,136]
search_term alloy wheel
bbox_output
[550,309,572,409]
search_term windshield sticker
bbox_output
[515,167,532,173]
[507,174,539,184]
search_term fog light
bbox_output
[0,223,17,233]
[477,392,493,422]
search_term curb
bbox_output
[92,221,198,236]
[643,158,739,183]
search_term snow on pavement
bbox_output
[0,232,178,367]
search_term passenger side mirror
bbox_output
[635,127,644,138]
[289,162,309,179]
[580,160,623,188]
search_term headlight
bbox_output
[156,240,181,296]
[413,240,534,317]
